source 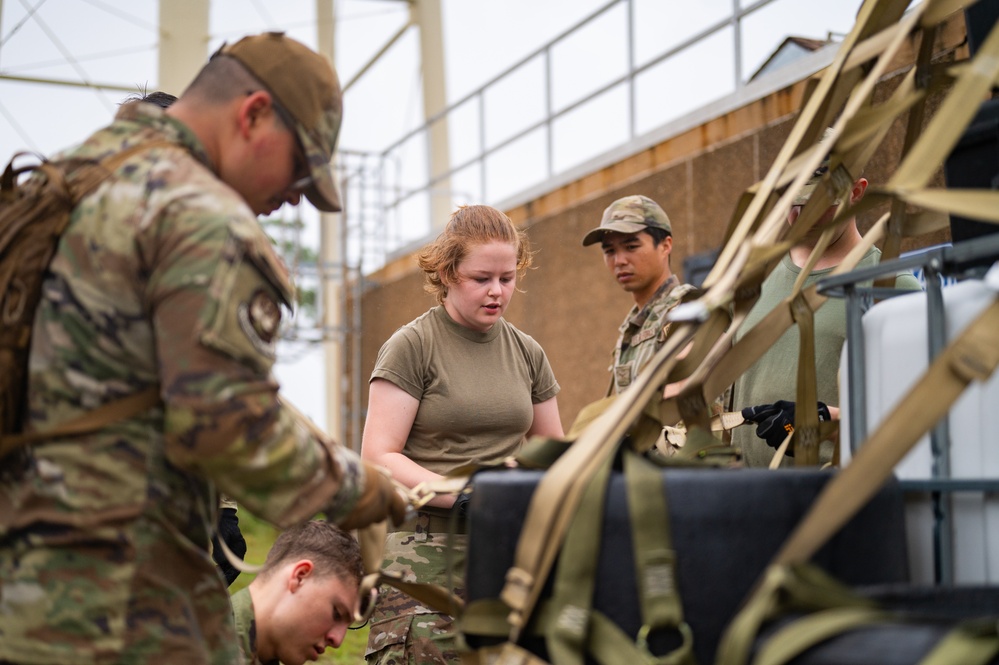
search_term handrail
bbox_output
[371,0,844,271]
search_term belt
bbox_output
[390,509,467,535]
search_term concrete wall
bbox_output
[351,15,966,440]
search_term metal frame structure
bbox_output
[373,0,845,269]
[819,234,999,585]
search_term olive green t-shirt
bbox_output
[733,247,922,468]
[371,306,560,475]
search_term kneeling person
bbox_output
[232,521,364,665]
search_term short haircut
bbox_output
[181,54,266,105]
[418,204,533,304]
[644,226,671,247]
[258,521,363,586]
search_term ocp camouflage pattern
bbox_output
[611,275,698,393]
[0,101,363,664]
[366,522,466,665]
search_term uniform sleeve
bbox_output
[369,325,425,400]
[145,204,361,528]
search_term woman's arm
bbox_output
[360,378,455,509]
[527,395,564,439]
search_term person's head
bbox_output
[582,195,674,307]
[248,521,363,664]
[171,32,342,216]
[787,128,868,242]
[418,205,533,331]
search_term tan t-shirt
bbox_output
[371,306,560,475]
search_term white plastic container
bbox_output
[840,273,999,584]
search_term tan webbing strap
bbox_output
[917,617,999,665]
[790,293,821,466]
[706,0,910,290]
[360,568,463,617]
[501,324,698,640]
[715,563,876,665]
[751,606,889,665]
[545,455,613,665]
[0,385,160,455]
[659,216,886,431]
[775,294,999,568]
[784,222,840,467]
[624,450,693,664]
[876,22,938,278]
[0,139,175,459]
[886,3,999,197]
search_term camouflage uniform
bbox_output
[230,588,268,665]
[365,514,466,665]
[611,275,698,393]
[0,102,363,664]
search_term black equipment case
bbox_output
[464,467,909,665]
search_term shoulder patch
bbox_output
[199,234,288,373]
[238,288,282,357]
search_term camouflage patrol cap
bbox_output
[581,195,672,246]
[218,32,343,212]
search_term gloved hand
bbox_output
[338,462,409,531]
[211,507,246,587]
[452,492,471,519]
[741,400,831,454]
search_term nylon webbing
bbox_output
[500,324,699,639]
[776,295,999,567]
[751,606,888,665]
[0,139,174,459]
[917,617,999,665]
[623,451,693,664]
[1,385,160,452]
[716,295,999,665]
[790,293,820,466]
[546,455,613,665]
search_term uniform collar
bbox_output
[619,274,679,333]
[114,101,216,173]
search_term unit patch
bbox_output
[238,289,281,358]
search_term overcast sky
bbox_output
[0,0,866,427]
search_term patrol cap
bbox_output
[217,32,343,212]
[792,127,839,206]
[581,195,672,246]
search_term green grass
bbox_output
[230,511,369,664]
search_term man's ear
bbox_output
[237,90,273,139]
[289,560,314,592]
[658,234,673,258]
[849,177,869,204]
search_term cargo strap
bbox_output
[498,321,709,641]
[461,450,694,665]
[623,450,693,664]
[0,385,160,454]
[716,288,999,665]
[0,139,173,461]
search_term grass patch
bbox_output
[229,510,368,664]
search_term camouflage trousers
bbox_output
[365,523,466,665]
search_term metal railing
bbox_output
[368,0,848,269]
[819,234,999,585]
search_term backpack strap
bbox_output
[0,385,161,456]
[0,139,175,458]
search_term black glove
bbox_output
[741,400,831,454]
[452,492,471,519]
[211,507,247,587]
